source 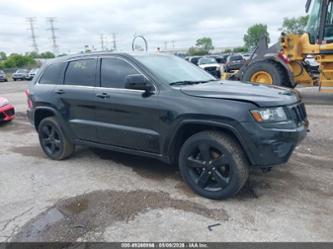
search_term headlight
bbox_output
[0,98,9,107]
[251,107,287,122]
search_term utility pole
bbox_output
[164,41,168,51]
[26,17,39,53]
[46,17,59,55]
[171,40,175,49]
[112,33,117,51]
[100,34,105,51]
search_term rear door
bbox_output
[94,56,161,153]
[54,58,99,142]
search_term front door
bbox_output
[94,56,161,154]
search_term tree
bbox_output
[0,51,7,60]
[39,51,55,59]
[196,37,214,51]
[0,54,36,69]
[233,46,248,53]
[244,24,270,50]
[188,47,209,56]
[280,16,309,34]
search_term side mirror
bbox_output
[125,74,154,92]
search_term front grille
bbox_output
[290,103,307,124]
[204,67,218,72]
[5,108,15,117]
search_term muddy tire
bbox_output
[38,117,75,160]
[178,131,249,200]
[242,60,291,88]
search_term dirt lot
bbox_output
[0,81,332,242]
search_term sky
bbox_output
[0,0,307,55]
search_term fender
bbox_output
[33,106,76,143]
[166,119,256,165]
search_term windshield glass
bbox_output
[305,0,322,43]
[17,69,27,73]
[198,57,217,65]
[134,55,215,85]
[230,55,243,61]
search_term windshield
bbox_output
[0,70,4,74]
[134,55,215,85]
[17,69,27,73]
[305,0,322,43]
[230,55,243,61]
[198,57,217,65]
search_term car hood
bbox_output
[180,80,301,107]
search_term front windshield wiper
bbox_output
[169,80,218,86]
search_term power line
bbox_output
[47,17,59,55]
[26,17,39,53]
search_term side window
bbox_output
[64,59,96,86]
[324,0,333,42]
[39,63,64,85]
[101,58,139,88]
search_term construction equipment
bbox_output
[224,0,333,92]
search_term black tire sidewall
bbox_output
[178,132,248,200]
[38,117,66,160]
[243,61,284,86]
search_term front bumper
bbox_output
[0,104,15,122]
[238,121,307,167]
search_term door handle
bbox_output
[56,89,65,95]
[96,93,110,99]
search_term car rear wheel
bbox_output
[38,117,75,160]
[178,131,249,200]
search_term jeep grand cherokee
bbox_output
[26,53,308,200]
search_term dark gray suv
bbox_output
[26,53,308,199]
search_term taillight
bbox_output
[25,89,33,109]
[278,50,290,64]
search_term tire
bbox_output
[242,60,291,88]
[38,117,75,160]
[178,131,249,200]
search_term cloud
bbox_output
[0,0,306,54]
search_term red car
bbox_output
[0,97,15,122]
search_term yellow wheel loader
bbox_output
[224,0,333,92]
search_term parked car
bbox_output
[0,70,8,82]
[186,56,202,66]
[26,53,308,200]
[12,69,29,81]
[224,54,246,72]
[198,57,221,78]
[26,68,39,81]
[0,97,15,122]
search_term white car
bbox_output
[197,57,222,78]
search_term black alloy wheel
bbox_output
[38,117,75,160]
[179,131,249,200]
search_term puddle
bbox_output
[0,112,33,135]
[12,190,228,242]
[10,145,45,159]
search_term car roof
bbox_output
[45,52,175,66]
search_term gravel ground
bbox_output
[0,82,332,242]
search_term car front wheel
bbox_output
[178,131,249,200]
[38,117,75,160]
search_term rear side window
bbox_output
[101,58,139,89]
[64,59,96,86]
[39,63,64,85]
